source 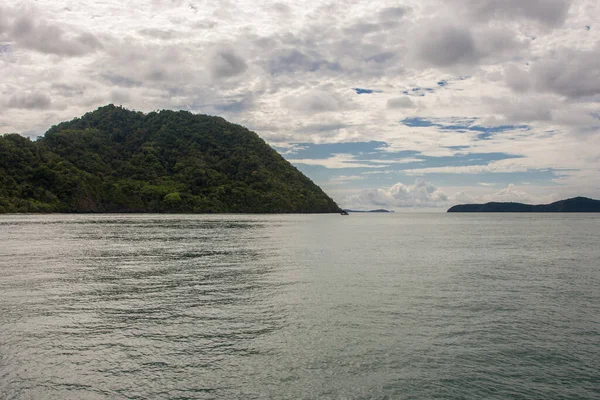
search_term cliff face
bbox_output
[448,197,600,212]
[0,105,341,214]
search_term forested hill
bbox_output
[447,197,600,212]
[0,105,341,213]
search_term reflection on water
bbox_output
[1,213,600,399]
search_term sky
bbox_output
[1,0,599,210]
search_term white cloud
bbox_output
[484,183,535,203]
[1,6,103,56]
[458,0,572,28]
[289,154,387,169]
[6,92,51,109]
[210,48,248,79]
[282,89,352,114]
[451,184,557,205]
[403,159,531,175]
[387,96,415,109]
[415,25,479,67]
[505,44,600,99]
[329,175,364,185]
[344,179,449,209]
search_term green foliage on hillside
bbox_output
[0,105,341,213]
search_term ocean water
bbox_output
[1,213,599,399]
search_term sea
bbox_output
[1,213,599,399]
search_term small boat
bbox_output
[340,210,349,215]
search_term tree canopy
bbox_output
[0,105,341,214]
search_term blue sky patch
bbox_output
[402,117,529,140]
[276,139,562,195]
[402,117,439,127]
[275,141,389,158]
[353,88,376,94]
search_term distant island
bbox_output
[0,105,341,214]
[343,209,394,213]
[448,197,600,212]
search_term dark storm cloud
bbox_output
[210,49,248,78]
[7,93,51,109]
[10,14,102,56]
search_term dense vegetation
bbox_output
[447,197,600,212]
[0,105,341,213]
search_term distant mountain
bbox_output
[343,209,394,213]
[447,197,600,212]
[0,105,341,214]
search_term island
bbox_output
[0,105,342,214]
[342,209,394,213]
[447,197,600,212]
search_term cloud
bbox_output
[213,95,255,113]
[94,41,201,90]
[403,159,530,176]
[452,184,556,205]
[505,45,600,99]
[485,183,534,203]
[484,95,556,124]
[387,96,415,109]
[0,9,8,35]
[282,90,350,114]
[343,22,382,36]
[345,181,557,209]
[210,48,248,79]
[459,0,572,28]
[7,11,102,56]
[344,179,449,208]
[6,93,51,109]
[504,64,531,92]
[289,153,387,169]
[110,89,130,104]
[296,122,350,134]
[378,6,409,21]
[268,49,339,74]
[473,27,529,60]
[414,23,528,68]
[138,28,179,40]
[329,175,364,184]
[416,25,479,67]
